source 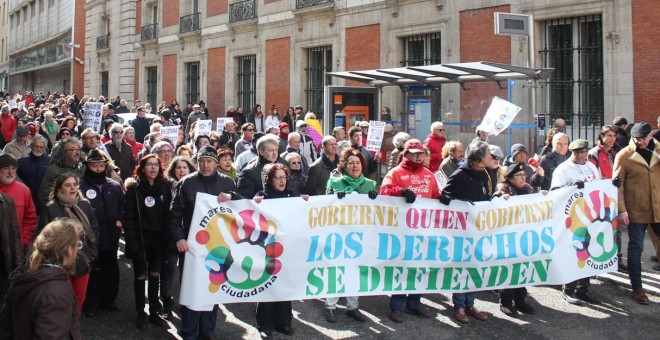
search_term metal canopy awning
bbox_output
[327,61,553,88]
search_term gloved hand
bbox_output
[462,199,476,206]
[612,176,621,188]
[438,195,452,206]
[337,191,346,199]
[368,191,378,200]
[575,181,585,189]
[402,188,416,204]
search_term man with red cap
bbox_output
[380,139,440,323]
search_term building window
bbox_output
[541,15,603,136]
[185,62,200,105]
[401,32,442,121]
[146,67,158,107]
[237,55,256,112]
[305,46,332,119]
[100,72,109,98]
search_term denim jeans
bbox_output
[389,294,421,311]
[180,305,219,340]
[627,222,660,289]
[452,292,475,309]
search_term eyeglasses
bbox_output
[273,176,288,181]
[492,156,501,161]
[157,150,173,155]
[290,162,301,165]
[434,129,445,132]
[145,162,160,168]
[111,130,123,134]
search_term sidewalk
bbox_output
[597,225,660,296]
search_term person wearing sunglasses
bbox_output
[37,173,99,316]
[104,123,136,182]
[235,123,255,157]
[485,145,506,196]
[423,121,447,173]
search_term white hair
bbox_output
[430,121,444,132]
[150,123,162,132]
[393,132,411,149]
[552,132,568,145]
[288,132,301,143]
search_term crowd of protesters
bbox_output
[0,89,658,339]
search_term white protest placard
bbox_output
[434,169,449,190]
[7,100,17,109]
[82,102,103,132]
[216,117,234,132]
[476,97,522,136]
[160,125,179,145]
[196,119,212,138]
[179,180,619,307]
[366,120,386,152]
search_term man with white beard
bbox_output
[17,135,51,214]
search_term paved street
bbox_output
[81,227,660,340]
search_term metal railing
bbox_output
[141,23,158,42]
[179,13,201,34]
[229,0,256,23]
[96,34,110,50]
[296,0,333,10]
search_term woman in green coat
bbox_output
[323,148,378,323]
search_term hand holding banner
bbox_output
[476,97,522,136]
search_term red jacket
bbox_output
[380,160,440,199]
[125,139,145,159]
[0,180,37,248]
[423,133,446,173]
[1,113,17,142]
[588,143,616,179]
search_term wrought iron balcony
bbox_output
[180,13,201,34]
[141,23,158,42]
[296,0,333,10]
[229,0,256,23]
[96,34,110,50]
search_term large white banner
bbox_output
[476,97,522,136]
[180,180,619,310]
[83,102,103,131]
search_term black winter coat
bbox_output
[236,155,287,199]
[170,171,242,243]
[16,152,51,213]
[123,178,169,255]
[79,176,124,251]
[538,151,568,190]
[442,162,492,202]
[104,141,136,181]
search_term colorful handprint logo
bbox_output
[195,209,284,293]
[565,190,618,268]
